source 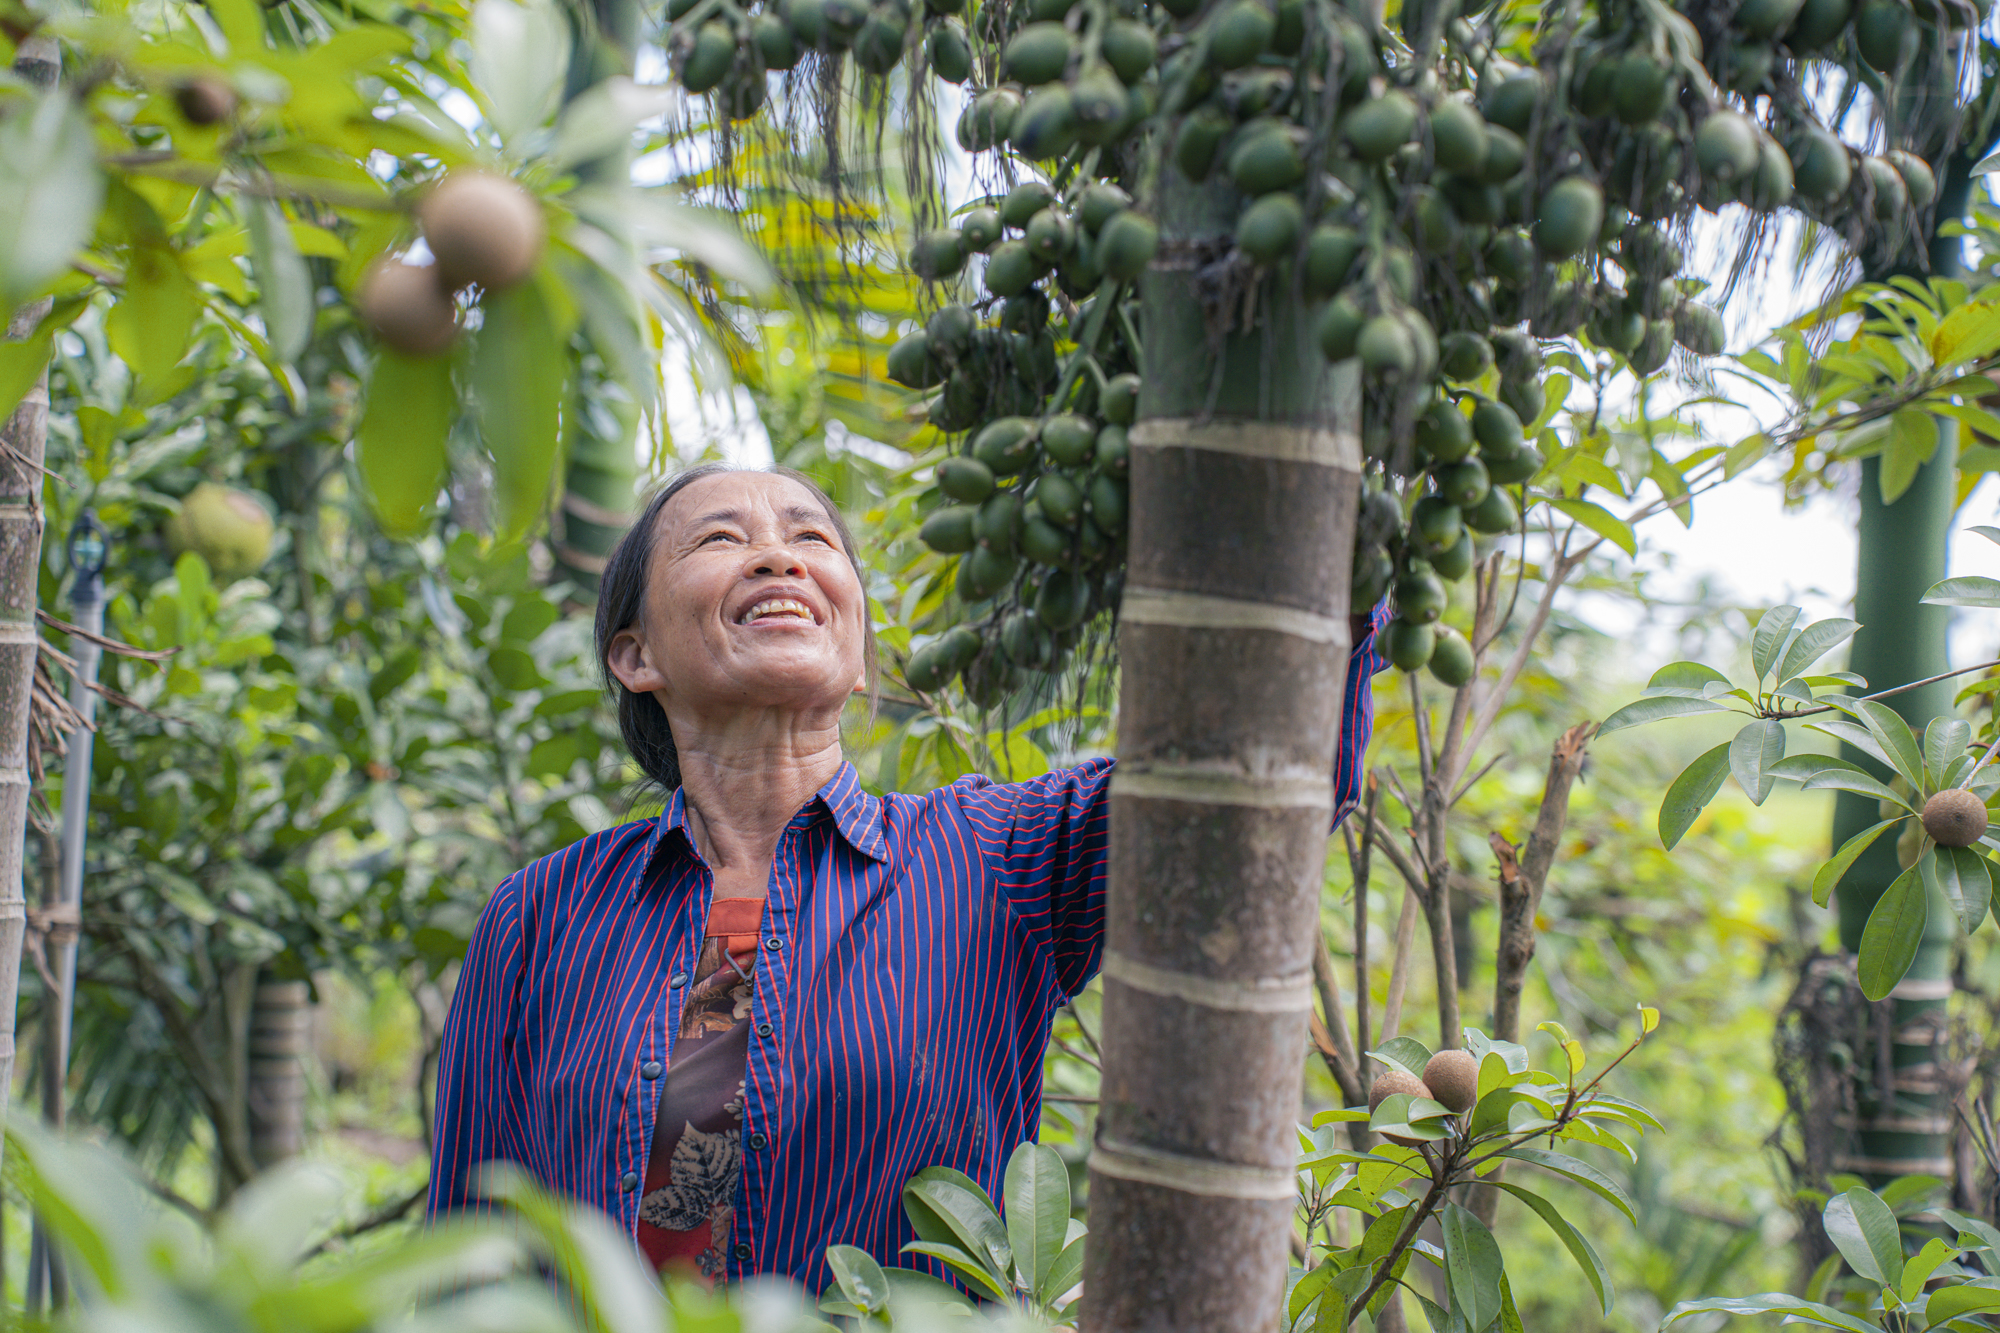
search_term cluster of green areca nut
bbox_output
[660,0,1942,699]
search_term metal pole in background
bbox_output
[27,511,105,1315]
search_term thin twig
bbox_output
[1378,885,1421,1044]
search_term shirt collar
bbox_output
[645,761,888,867]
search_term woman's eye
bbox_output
[798,531,831,544]
[703,531,736,544]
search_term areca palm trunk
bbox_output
[1085,178,1361,1331]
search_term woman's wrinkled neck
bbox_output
[669,702,846,889]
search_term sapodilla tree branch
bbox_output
[1309,931,1367,1115]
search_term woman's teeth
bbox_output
[741,599,813,624]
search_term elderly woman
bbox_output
[428,464,1386,1288]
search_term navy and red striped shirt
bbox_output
[428,604,1389,1289]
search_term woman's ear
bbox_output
[851,671,868,695]
[607,624,669,697]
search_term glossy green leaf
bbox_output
[1924,1281,2000,1326]
[1855,700,1927,792]
[469,0,571,147]
[1938,1207,2000,1258]
[903,1171,1011,1286]
[1858,862,1929,1001]
[358,350,456,538]
[1804,717,1898,772]
[1778,618,1861,683]
[1661,1294,1876,1331]
[1499,1148,1637,1223]
[472,276,570,540]
[1881,409,1940,503]
[0,93,104,310]
[1925,717,1974,788]
[1899,1237,1956,1303]
[1597,694,1731,736]
[1800,767,1916,810]
[1659,742,1731,849]
[1003,1140,1069,1298]
[1644,660,1731,693]
[1728,719,1786,805]
[1042,1233,1086,1308]
[825,1244,891,1314]
[1824,1186,1904,1287]
[1549,497,1637,555]
[1441,1203,1504,1333]
[1813,819,1900,907]
[1924,576,2000,609]
[1932,845,1993,934]
[1367,1036,1433,1080]
[1495,1182,1612,1314]
[105,243,201,394]
[898,1241,1013,1303]
[1751,605,1802,683]
[246,198,313,364]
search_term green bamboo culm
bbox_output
[551,0,642,598]
[1830,447,1956,1183]
[1825,136,1988,1185]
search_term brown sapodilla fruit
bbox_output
[419,172,546,293]
[1423,1048,1480,1113]
[1368,1068,1433,1111]
[1923,788,1990,849]
[1369,1069,1437,1147]
[174,76,238,126]
[357,257,460,357]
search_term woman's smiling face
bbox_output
[607,471,868,723]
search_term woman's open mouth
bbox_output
[738,598,817,625]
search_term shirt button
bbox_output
[764,937,781,951]
[755,1022,773,1037]
[670,973,689,988]
[735,1243,752,1262]
[749,1132,768,1150]
[641,1061,663,1079]
[619,1172,638,1193]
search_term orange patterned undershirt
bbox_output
[635,896,764,1281]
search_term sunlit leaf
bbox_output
[357,350,456,538]
[1598,694,1731,736]
[473,276,570,539]
[1924,576,2000,609]
[1751,606,1802,683]
[1549,497,1636,555]
[0,93,104,310]
[1661,1294,1874,1331]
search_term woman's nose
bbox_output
[749,544,806,577]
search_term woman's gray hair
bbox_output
[593,464,878,792]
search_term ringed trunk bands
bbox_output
[1086,183,1361,1331]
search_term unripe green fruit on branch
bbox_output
[1923,789,1990,848]
[165,484,276,584]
